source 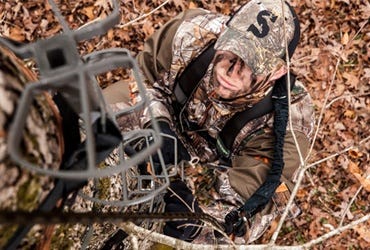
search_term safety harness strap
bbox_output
[174,42,295,159]
[216,74,295,158]
[174,41,216,105]
[241,77,289,218]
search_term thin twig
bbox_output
[303,213,370,248]
[339,186,363,227]
[120,221,298,249]
[305,57,340,162]
[117,0,171,28]
[306,135,370,169]
[325,92,370,108]
[344,19,368,50]
[166,186,194,212]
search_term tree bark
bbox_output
[0,45,63,246]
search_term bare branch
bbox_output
[303,213,370,248]
[120,221,304,249]
[339,186,363,227]
[325,92,370,109]
[306,135,370,169]
[305,57,340,162]
[117,0,171,28]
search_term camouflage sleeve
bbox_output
[135,8,208,127]
[136,8,207,84]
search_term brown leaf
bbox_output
[172,0,186,10]
[353,173,370,192]
[348,149,363,159]
[9,26,25,42]
[342,72,360,89]
[348,160,361,175]
[189,2,197,9]
[343,110,356,119]
[341,31,349,45]
[107,29,114,40]
[94,0,112,10]
[354,223,370,243]
[142,21,155,37]
[81,6,96,20]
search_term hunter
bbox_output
[105,0,315,244]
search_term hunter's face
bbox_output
[212,50,262,99]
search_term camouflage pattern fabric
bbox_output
[133,9,315,164]
[215,0,296,75]
[126,3,315,244]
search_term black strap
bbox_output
[216,74,295,158]
[285,1,301,60]
[173,41,296,159]
[173,0,300,159]
[241,76,290,218]
[174,41,216,105]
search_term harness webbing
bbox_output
[174,41,216,105]
[240,78,289,218]
[173,42,295,159]
[217,74,295,158]
[174,1,300,159]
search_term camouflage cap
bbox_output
[215,0,297,75]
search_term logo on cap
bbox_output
[247,10,278,38]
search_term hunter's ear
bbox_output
[270,66,287,81]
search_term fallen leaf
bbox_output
[343,109,356,119]
[189,2,197,9]
[172,0,186,10]
[9,26,25,42]
[348,160,361,175]
[354,223,370,243]
[341,32,349,45]
[348,149,363,159]
[362,68,370,79]
[342,72,360,89]
[81,6,95,20]
[94,0,112,10]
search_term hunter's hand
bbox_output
[154,121,190,165]
[224,209,248,237]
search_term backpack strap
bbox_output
[216,74,296,159]
[173,41,296,160]
[174,41,216,105]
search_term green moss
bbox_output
[319,217,328,224]
[295,232,306,244]
[50,225,74,250]
[16,178,41,211]
[97,177,111,201]
[0,225,18,249]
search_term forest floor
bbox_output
[0,0,369,249]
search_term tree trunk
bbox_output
[0,44,63,247]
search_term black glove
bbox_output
[153,121,190,165]
[123,121,190,176]
[163,180,203,242]
[224,209,247,237]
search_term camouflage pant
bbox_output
[189,166,302,245]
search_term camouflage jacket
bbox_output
[133,9,315,164]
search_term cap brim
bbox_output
[215,28,257,69]
[215,27,284,75]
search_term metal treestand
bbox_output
[0,0,179,248]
